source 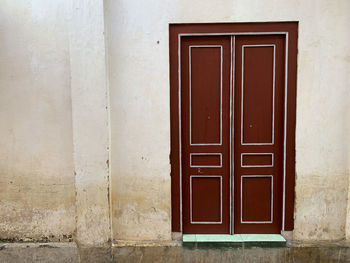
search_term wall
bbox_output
[105,0,350,241]
[105,0,173,241]
[69,0,111,246]
[0,0,348,244]
[0,0,111,246]
[0,0,75,241]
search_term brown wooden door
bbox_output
[233,35,285,233]
[181,35,285,234]
[171,24,297,235]
[181,36,231,234]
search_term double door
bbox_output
[180,34,286,234]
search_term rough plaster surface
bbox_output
[345,53,350,239]
[105,0,173,241]
[2,242,350,263]
[105,0,350,241]
[0,243,79,263]
[69,0,111,246]
[294,175,348,240]
[111,175,171,241]
[0,0,75,241]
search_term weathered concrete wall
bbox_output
[3,242,350,263]
[105,0,173,241]
[290,1,350,240]
[345,73,350,239]
[2,242,350,263]
[0,0,111,246]
[0,0,75,241]
[69,0,111,246]
[105,0,350,241]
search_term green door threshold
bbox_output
[183,234,286,245]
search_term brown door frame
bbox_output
[169,22,298,234]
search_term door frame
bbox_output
[169,22,298,234]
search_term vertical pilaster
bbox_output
[69,0,111,246]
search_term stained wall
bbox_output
[105,0,350,241]
[0,0,75,241]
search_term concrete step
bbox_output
[1,241,350,262]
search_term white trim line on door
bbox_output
[189,45,223,146]
[178,34,183,232]
[240,44,276,146]
[230,35,236,234]
[240,175,273,224]
[190,175,223,224]
[180,32,288,37]
[282,32,289,231]
[229,36,232,234]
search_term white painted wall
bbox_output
[106,0,350,241]
[0,0,111,246]
[69,0,111,246]
[0,0,75,241]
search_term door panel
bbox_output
[191,176,222,223]
[181,36,231,234]
[241,176,272,222]
[234,35,286,233]
[190,46,222,144]
[241,45,274,144]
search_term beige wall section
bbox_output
[106,0,350,241]
[0,0,75,241]
[346,63,350,239]
[0,0,111,245]
[69,0,111,246]
[290,1,350,241]
[105,0,173,241]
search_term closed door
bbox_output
[171,24,297,235]
[181,36,231,234]
[233,35,285,233]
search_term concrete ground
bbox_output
[1,241,350,263]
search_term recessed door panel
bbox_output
[191,153,222,167]
[234,35,285,233]
[241,176,272,222]
[191,176,222,223]
[241,153,273,167]
[190,46,222,145]
[181,36,231,234]
[242,45,275,144]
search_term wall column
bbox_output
[69,0,111,246]
[345,103,350,240]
